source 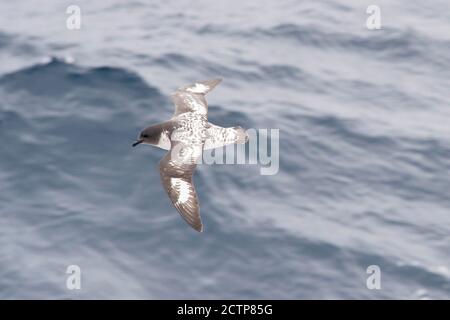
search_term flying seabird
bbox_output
[132,79,248,232]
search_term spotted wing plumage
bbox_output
[159,142,204,232]
[204,123,249,150]
[171,79,222,117]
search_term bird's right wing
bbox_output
[159,142,204,232]
[171,79,222,117]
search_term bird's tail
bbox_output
[233,126,249,144]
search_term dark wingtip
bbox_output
[192,223,204,233]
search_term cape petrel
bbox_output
[132,79,248,232]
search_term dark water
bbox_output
[1,0,450,299]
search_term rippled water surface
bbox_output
[0,0,450,299]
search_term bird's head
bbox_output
[132,126,160,147]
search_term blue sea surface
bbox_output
[0,0,450,299]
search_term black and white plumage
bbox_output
[132,79,248,232]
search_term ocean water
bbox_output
[1,0,450,299]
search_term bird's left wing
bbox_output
[171,79,222,117]
[159,142,204,232]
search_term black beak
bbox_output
[132,139,143,147]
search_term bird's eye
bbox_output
[142,134,149,138]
